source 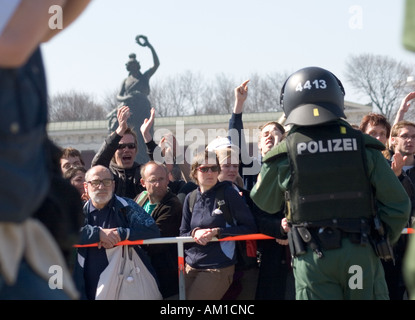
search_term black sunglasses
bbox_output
[197,165,220,173]
[117,143,136,150]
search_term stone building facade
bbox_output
[47,101,371,167]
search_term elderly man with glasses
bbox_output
[73,165,160,300]
[92,106,144,199]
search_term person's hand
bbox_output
[281,217,290,233]
[140,107,155,143]
[394,92,415,125]
[98,228,121,249]
[115,106,130,136]
[276,238,289,246]
[233,80,250,114]
[193,228,217,245]
[160,133,179,165]
[391,152,408,177]
[81,192,90,202]
[400,92,415,114]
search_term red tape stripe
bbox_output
[73,229,414,248]
[73,233,274,248]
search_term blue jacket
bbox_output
[73,195,160,300]
[0,47,50,222]
[180,181,257,269]
[228,112,260,191]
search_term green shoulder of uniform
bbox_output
[362,133,386,151]
[262,140,287,163]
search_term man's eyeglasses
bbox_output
[197,165,220,173]
[397,134,415,141]
[261,129,282,138]
[87,179,114,188]
[117,143,136,150]
[145,177,166,185]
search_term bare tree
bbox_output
[207,73,235,114]
[344,53,415,121]
[48,71,291,122]
[149,71,211,116]
[244,72,288,113]
[48,90,107,121]
[101,88,120,113]
[148,80,170,117]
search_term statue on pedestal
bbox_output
[107,35,160,164]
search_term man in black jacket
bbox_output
[135,161,183,299]
[92,106,144,199]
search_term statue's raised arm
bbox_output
[136,35,160,78]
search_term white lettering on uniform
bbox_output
[297,142,307,154]
[333,139,342,151]
[308,141,318,153]
[297,138,358,155]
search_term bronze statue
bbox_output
[107,35,160,164]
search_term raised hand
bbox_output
[115,106,131,136]
[233,80,250,114]
[140,107,155,143]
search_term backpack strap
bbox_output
[188,189,198,213]
[135,190,148,207]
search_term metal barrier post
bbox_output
[177,239,186,300]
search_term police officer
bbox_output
[250,66,411,300]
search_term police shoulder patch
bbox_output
[262,140,288,163]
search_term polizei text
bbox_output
[297,138,358,155]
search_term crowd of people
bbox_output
[58,79,296,300]
[55,73,415,300]
[2,1,415,301]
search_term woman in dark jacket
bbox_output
[179,151,257,300]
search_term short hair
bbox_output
[359,113,391,138]
[190,150,220,185]
[140,161,169,179]
[61,147,85,165]
[123,127,138,146]
[259,121,285,135]
[63,166,86,180]
[85,165,113,182]
[390,120,415,138]
[258,121,286,142]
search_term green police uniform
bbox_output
[251,121,411,299]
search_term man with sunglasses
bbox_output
[92,106,145,199]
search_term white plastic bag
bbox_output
[96,245,162,300]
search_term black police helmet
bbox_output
[280,66,346,126]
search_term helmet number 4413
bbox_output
[295,79,327,92]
